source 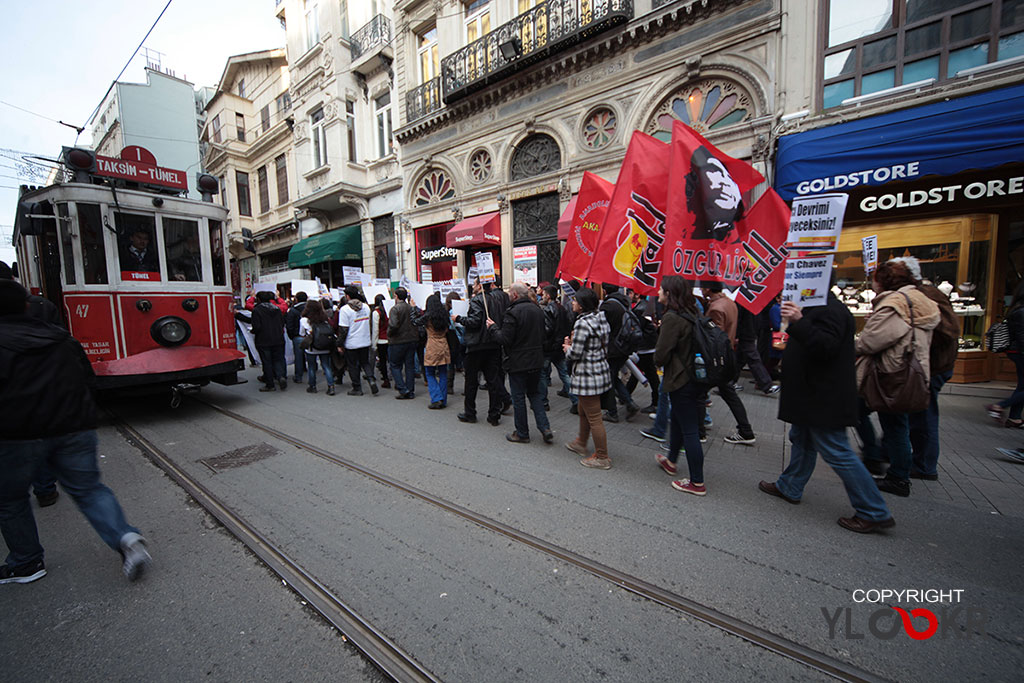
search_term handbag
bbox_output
[859,292,930,414]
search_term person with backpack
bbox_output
[371,294,390,389]
[653,276,707,496]
[564,287,613,469]
[986,280,1024,427]
[338,285,378,396]
[703,281,757,445]
[286,292,308,384]
[540,285,575,412]
[251,290,288,392]
[599,284,642,423]
[301,299,336,395]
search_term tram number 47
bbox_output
[75,304,89,318]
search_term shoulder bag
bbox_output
[859,292,931,414]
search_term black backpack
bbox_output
[606,298,643,355]
[681,312,735,386]
[637,314,658,350]
[311,321,336,351]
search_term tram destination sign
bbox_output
[93,146,188,192]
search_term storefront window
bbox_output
[415,223,455,282]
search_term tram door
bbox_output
[37,203,65,318]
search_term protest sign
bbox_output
[450,299,470,318]
[467,266,479,284]
[382,298,396,315]
[253,282,277,294]
[475,253,495,283]
[330,288,342,301]
[862,235,878,277]
[399,274,413,290]
[512,245,538,286]
[559,280,577,300]
[290,279,320,300]
[373,278,391,287]
[786,194,848,251]
[363,284,390,304]
[408,282,435,308]
[343,266,364,286]
[782,254,834,308]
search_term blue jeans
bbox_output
[0,430,139,568]
[541,352,576,405]
[877,411,912,481]
[776,425,892,522]
[508,370,550,438]
[389,342,417,397]
[856,399,882,462]
[306,351,334,388]
[667,384,704,483]
[291,336,307,380]
[257,345,286,387]
[909,370,952,477]
[999,353,1024,420]
[32,460,57,497]
[650,385,671,438]
[426,365,448,405]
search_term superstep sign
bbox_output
[94,146,188,191]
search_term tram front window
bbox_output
[116,213,160,281]
[209,219,226,286]
[77,204,108,284]
[164,218,203,282]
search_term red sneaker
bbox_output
[671,479,707,496]
[655,453,677,476]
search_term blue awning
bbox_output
[775,84,1024,201]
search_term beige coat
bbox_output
[855,285,940,387]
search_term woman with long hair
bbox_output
[301,299,336,396]
[987,280,1024,426]
[856,259,939,497]
[653,276,706,495]
[418,293,451,409]
[564,287,613,468]
[372,293,391,389]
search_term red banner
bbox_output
[583,132,670,295]
[555,172,614,282]
[659,121,790,313]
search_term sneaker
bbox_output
[648,413,657,420]
[704,414,714,427]
[278,378,287,391]
[580,455,612,469]
[0,559,46,584]
[704,398,713,408]
[458,413,478,423]
[36,490,59,507]
[506,432,530,444]
[671,479,707,496]
[120,533,152,581]
[565,441,588,456]
[602,411,620,423]
[724,432,757,445]
[640,428,666,443]
[640,404,657,414]
[762,384,780,396]
[307,386,317,394]
[700,435,707,444]
[348,388,364,396]
[655,453,677,476]
[258,386,276,392]
[369,380,379,395]
[732,382,744,392]
[542,430,554,444]
[875,475,911,497]
[996,447,1024,463]
[326,386,335,396]
[985,403,1004,421]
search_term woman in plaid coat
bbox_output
[563,288,613,469]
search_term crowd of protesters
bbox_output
[232,252,1024,535]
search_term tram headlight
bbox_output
[150,316,191,347]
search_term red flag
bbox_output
[660,120,791,313]
[555,172,614,282]
[584,131,670,295]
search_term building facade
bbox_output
[275,0,403,288]
[392,0,784,285]
[88,68,206,200]
[774,0,1024,382]
[202,49,300,296]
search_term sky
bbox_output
[0,0,286,267]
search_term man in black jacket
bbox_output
[285,292,308,383]
[486,283,552,444]
[0,280,151,584]
[598,284,640,422]
[251,290,287,392]
[540,285,575,411]
[456,282,505,425]
[388,288,419,399]
[758,293,894,533]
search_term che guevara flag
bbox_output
[583,131,671,295]
[555,172,614,282]
[659,120,791,313]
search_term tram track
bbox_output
[156,396,887,683]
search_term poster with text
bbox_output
[786,194,848,251]
[862,235,878,278]
[512,245,538,286]
[475,253,495,284]
[343,266,363,285]
[782,254,834,308]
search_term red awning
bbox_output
[556,195,579,241]
[446,212,501,248]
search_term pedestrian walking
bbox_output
[653,276,706,496]
[251,290,288,392]
[540,285,575,411]
[986,280,1024,426]
[456,282,505,425]
[388,288,419,400]
[338,286,377,396]
[485,283,552,444]
[286,291,308,384]
[418,293,451,409]
[563,288,613,468]
[857,260,939,497]
[625,291,659,413]
[0,280,152,583]
[599,284,641,422]
[735,306,778,395]
[444,292,464,396]
[301,299,336,395]
[703,281,757,445]
[371,294,390,389]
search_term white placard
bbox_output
[330,288,343,301]
[382,298,397,316]
[343,266,363,286]
[467,266,479,284]
[475,253,495,283]
[450,299,470,318]
[786,194,849,251]
[253,282,277,294]
[363,284,390,304]
[862,235,878,277]
[291,279,320,300]
[373,278,391,287]
[408,282,435,308]
[399,274,413,290]
[782,254,834,308]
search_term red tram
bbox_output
[12,146,245,395]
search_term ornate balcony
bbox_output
[406,77,442,123]
[350,14,392,66]
[441,0,632,104]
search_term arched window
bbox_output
[510,134,561,181]
[646,80,754,141]
[414,170,456,206]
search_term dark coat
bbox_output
[778,293,858,429]
[1007,305,1024,353]
[387,301,419,345]
[460,290,505,350]
[542,300,571,354]
[250,301,286,347]
[599,291,632,359]
[486,297,545,373]
[0,316,96,439]
[285,301,306,338]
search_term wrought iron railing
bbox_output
[406,77,442,123]
[350,14,391,61]
[441,0,632,103]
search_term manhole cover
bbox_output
[199,443,280,473]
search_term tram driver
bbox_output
[118,227,159,274]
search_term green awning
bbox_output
[288,224,363,267]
